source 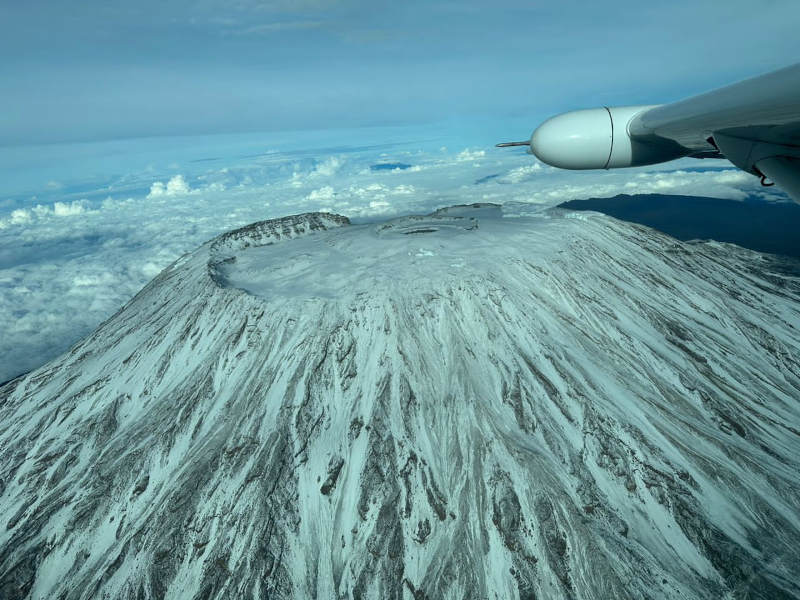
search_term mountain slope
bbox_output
[1,205,799,600]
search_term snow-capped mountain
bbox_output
[1,204,799,599]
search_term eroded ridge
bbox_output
[1,206,799,599]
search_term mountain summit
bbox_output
[1,205,799,599]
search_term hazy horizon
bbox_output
[4,0,800,145]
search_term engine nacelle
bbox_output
[530,105,685,169]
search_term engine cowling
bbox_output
[530,105,685,169]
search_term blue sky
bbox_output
[3,0,799,144]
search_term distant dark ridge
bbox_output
[370,162,411,171]
[0,372,28,389]
[475,173,501,185]
[559,193,800,259]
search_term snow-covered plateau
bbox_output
[1,204,799,599]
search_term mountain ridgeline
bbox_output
[1,204,799,599]
[559,193,800,259]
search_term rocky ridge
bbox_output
[0,204,799,599]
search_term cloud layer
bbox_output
[0,128,784,382]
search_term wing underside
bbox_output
[630,64,800,200]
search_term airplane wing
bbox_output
[499,64,800,202]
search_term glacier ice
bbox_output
[1,205,799,599]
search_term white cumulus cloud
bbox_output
[314,156,342,177]
[502,163,544,183]
[148,174,192,198]
[291,156,344,187]
[0,132,782,384]
[456,149,486,162]
[306,185,336,201]
[0,200,91,228]
[53,200,88,216]
[10,209,32,225]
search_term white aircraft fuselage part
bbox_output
[517,63,800,202]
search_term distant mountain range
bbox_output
[559,193,800,260]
